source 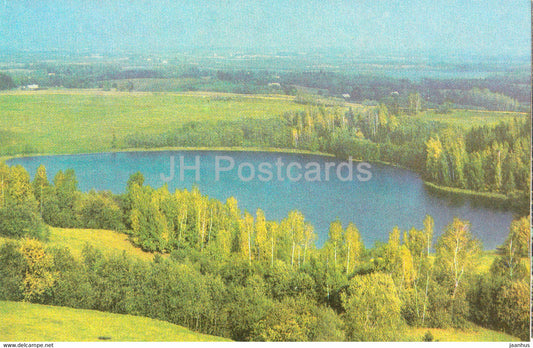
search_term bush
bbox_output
[0,202,48,240]
[0,242,25,301]
[74,190,125,230]
[341,272,404,341]
[423,331,434,342]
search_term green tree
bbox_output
[51,169,79,227]
[254,209,269,262]
[435,218,481,326]
[19,238,56,302]
[32,164,49,216]
[341,272,404,341]
[268,221,279,268]
[495,281,529,340]
[327,219,344,269]
[74,190,124,230]
[0,242,25,301]
[425,136,445,183]
[239,212,255,265]
[344,222,363,274]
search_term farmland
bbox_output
[0,89,525,157]
[0,89,309,155]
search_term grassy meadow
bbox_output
[0,301,229,342]
[0,89,307,155]
[0,89,525,157]
[0,300,519,342]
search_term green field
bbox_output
[0,89,523,157]
[46,227,156,261]
[0,301,229,341]
[2,300,516,342]
[0,89,307,155]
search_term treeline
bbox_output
[0,163,124,238]
[125,104,529,210]
[0,163,529,341]
[0,73,15,90]
[426,120,529,197]
[282,71,529,110]
[1,60,529,110]
[125,118,291,150]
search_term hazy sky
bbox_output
[0,0,530,58]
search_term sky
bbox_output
[0,0,530,58]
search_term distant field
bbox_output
[0,301,228,342]
[0,89,523,157]
[0,227,155,262]
[418,109,527,129]
[0,89,307,155]
[403,325,520,342]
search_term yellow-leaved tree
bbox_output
[20,238,56,302]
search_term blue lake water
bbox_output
[7,150,515,249]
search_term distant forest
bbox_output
[0,59,529,112]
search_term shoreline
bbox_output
[2,146,526,214]
[0,146,335,163]
[423,181,509,202]
[423,181,527,214]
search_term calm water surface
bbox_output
[8,150,514,249]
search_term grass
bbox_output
[0,300,229,342]
[423,181,510,204]
[1,300,516,343]
[0,89,308,155]
[476,251,530,275]
[404,324,521,342]
[423,181,529,214]
[2,89,521,158]
[46,227,155,261]
[0,226,155,262]
[417,109,527,129]
[0,300,520,342]
[403,325,520,342]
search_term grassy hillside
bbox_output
[46,227,155,261]
[0,301,229,342]
[403,325,520,342]
[0,301,519,342]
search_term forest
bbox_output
[0,162,529,341]
[125,103,530,212]
[0,58,529,111]
[0,0,530,342]
[0,57,529,342]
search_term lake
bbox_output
[7,150,515,249]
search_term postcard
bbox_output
[0,0,530,345]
